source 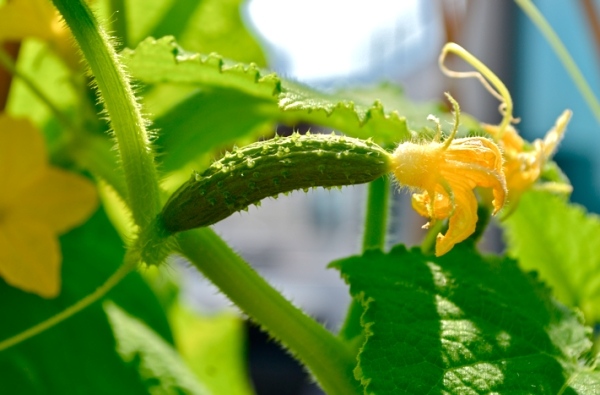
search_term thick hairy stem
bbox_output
[52,0,161,232]
[179,228,362,395]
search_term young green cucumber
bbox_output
[160,133,392,234]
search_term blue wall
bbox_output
[516,1,600,211]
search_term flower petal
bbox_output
[443,162,506,214]
[0,218,60,297]
[504,149,543,204]
[0,0,56,41]
[0,115,47,203]
[12,168,98,234]
[482,124,525,155]
[412,190,452,220]
[435,187,479,256]
[542,110,572,159]
[443,137,507,213]
[412,192,430,218]
[484,111,571,211]
[446,137,504,174]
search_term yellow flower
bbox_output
[0,0,79,70]
[482,109,572,210]
[438,42,571,214]
[0,114,97,297]
[390,97,506,256]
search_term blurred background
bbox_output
[172,1,600,394]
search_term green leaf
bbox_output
[122,37,458,168]
[0,207,172,394]
[105,302,212,395]
[503,190,600,325]
[124,0,266,65]
[332,245,599,394]
[151,87,274,172]
[169,304,254,395]
[0,300,147,395]
[120,36,411,144]
[336,84,483,141]
[7,39,77,132]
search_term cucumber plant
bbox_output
[0,1,600,394]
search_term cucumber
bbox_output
[160,133,392,234]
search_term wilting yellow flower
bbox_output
[390,99,506,256]
[483,110,572,210]
[438,42,571,212]
[0,114,97,297]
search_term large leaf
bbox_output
[332,245,599,394]
[0,207,172,393]
[122,37,470,173]
[123,36,429,144]
[503,190,600,325]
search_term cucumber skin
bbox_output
[160,133,392,234]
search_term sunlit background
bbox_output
[175,1,600,394]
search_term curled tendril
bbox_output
[439,42,516,136]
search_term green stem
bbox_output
[0,256,137,351]
[52,0,161,230]
[178,228,361,395]
[516,0,600,125]
[339,177,390,341]
[361,176,390,251]
[421,220,446,255]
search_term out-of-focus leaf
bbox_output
[139,264,181,313]
[6,39,77,131]
[0,207,172,393]
[170,304,254,395]
[106,302,212,395]
[332,245,599,394]
[503,190,600,324]
[151,87,274,172]
[124,0,266,65]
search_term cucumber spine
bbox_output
[160,133,392,234]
